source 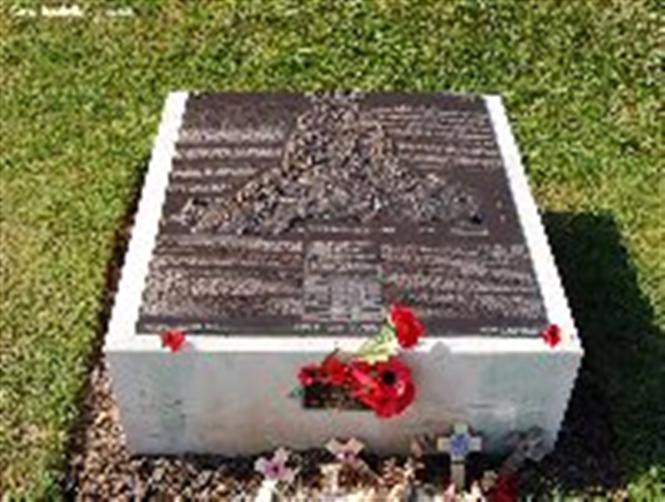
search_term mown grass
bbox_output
[1,1,662,498]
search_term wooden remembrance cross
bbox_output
[437,423,483,490]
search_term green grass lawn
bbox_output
[1,1,662,498]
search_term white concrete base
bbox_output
[107,340,581,455]
[104,92,582,455]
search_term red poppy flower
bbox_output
[161,329,187,352]
[541,324,562,348]
[494,473,519,502]
[298,364,320,387]
[374,358,416,416]
[349,357,416,418]
[321,355,349,386]
[390,304,425,349]
[348,360,380,394]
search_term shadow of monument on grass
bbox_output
[522,212,665,496]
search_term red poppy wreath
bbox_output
[292,304,424,419]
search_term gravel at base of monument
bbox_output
[65,362,624,498]
[65,363,260,499]
[64,361,414,499]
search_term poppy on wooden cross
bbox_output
[436,423,482,490]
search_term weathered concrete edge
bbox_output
[105,91,189,350]
[485,94,583,448]
[484,95,581,351]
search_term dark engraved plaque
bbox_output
[137,92,547,337]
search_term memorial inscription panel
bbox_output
[137,92,547,337]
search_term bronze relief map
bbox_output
[137,93,547,337]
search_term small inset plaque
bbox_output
[303,240,383,325]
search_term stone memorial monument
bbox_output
[105,92,582,455]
